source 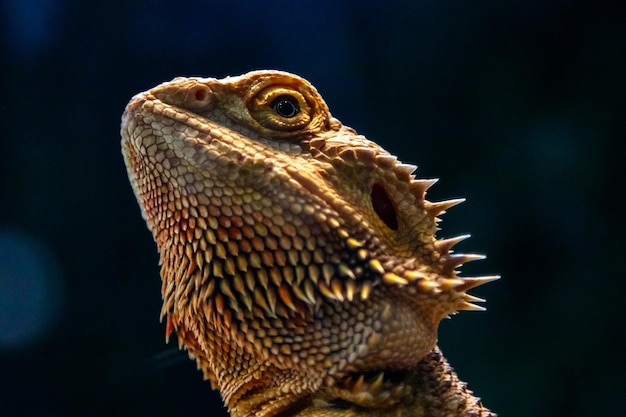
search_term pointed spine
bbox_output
[435,234,471,254]
[409,178,438,195]
[456,275,500,292]
[424,198,465,216]
[383,272,408,286]
[443,253,486,271]
[459,302,487,311]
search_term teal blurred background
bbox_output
[1,1,624,416]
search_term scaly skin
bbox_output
[121,70,498,417]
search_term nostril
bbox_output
[194,87,208,102]
[182,85,213,109]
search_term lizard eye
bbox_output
[249,86,311,131]
[271,95,300,118]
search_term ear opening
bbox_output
[370,182,398,230]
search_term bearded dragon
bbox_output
[121,70,498,417]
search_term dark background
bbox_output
[1,1,624,416]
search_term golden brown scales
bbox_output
[121,70,498,417]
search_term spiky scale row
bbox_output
[331,371,413,409]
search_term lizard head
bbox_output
[121,70,498,416]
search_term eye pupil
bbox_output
[271,95,300,118]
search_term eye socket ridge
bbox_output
[271,95,300,118]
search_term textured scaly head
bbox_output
[121,70,498,415]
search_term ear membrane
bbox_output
[371,182,398,230]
